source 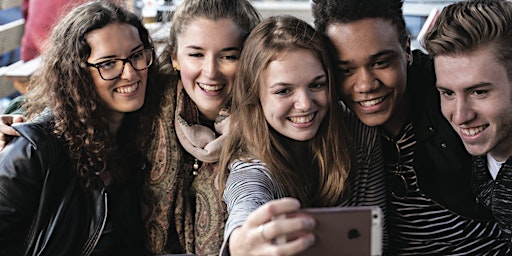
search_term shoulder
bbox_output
[9,113,65,165]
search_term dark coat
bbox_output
[409,50,494,220]
[0,117,146,255]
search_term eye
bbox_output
[438,88,455,98]
[310,82,326,91]
[97,60,118,70]
[373,58,391,68]
[221,54,239,61]
[275,88,290,95]
[338,66,355,76]
[472,89,488,97]
[188,53,204,58]
[130,50,145,61]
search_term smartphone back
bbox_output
[297,206,382,256]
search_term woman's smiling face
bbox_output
[173,18,244,121]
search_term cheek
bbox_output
[339,81,352,97]
[439,98,453,120]
[222,63,239,82]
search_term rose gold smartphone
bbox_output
[296,206,382,256]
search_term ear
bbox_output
[405,35,413,65]
[170,45,180,71]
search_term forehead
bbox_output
[435,47,511,90]
[263,49,325,83]
[176,18,244,47]
[325,18,403,60]
[86,23,141,59]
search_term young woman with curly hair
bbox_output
[0,1,163,254]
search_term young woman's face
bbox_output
[260,49,329,142]
[85,23,148,122]
[172,18,244,121]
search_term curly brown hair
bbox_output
[23,1,164,188]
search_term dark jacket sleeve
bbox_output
[0,121,64,254]
[0,125,46,252]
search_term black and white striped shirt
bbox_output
[383,122,509,255]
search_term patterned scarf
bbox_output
[174,82,230,163]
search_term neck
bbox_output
[108,112,125,135]
[280,135,310,165]
[383,93,410,137]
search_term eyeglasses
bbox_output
[382,136,409,200]
[84,48,154,80]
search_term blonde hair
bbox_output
[219,15,354,207]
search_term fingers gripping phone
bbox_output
[297,206,383,256]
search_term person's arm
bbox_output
[0,128,44,252]
[0,95,27,151]
[221,160,315,256]
[0,115,24,151]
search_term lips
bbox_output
[114,82,139,94]
[197,82,224,91]
[289,113,316,124]
[460,125,487,136]
[358,96,385,107]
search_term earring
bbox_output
[407,56,413,66]
[172,62,180,72]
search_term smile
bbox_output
[198,82,224,91]
[460,125,487,136]
[359,96,385,107]
[115,82,139,94]
[289,113,316,124]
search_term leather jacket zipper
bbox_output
[82,190,108,255]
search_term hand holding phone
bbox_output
[295,206,383,256]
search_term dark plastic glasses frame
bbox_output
[83,48,154,81]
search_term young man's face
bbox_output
[435,46,512,161]
[326,18,410,135]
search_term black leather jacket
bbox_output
[0,117,147,255]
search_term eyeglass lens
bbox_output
[98,49,153,80]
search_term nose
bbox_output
[120,61,138,80]
[354,68,378,93]
[294,90,312,111]
[202,56,219,78]
[451,97,475,126]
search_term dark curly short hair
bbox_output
[312,0,408,47]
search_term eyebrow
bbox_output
[185,45,240,52]
[268,74,327,89]
[92,44,144,62]
[336,49,396,65]
[436,82,493,92]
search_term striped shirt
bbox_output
[383,122,510,255]
[221,111,388,254]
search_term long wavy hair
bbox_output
[23,1,163,188]
[159,0,261,75]
[219,15,354,207]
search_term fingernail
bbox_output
[305,233,315,247]
[304,217,315,230]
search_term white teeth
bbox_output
[461,126,485,136]
[289,113,315,123]
[198,83,224,91]
[359,97,384,107]
[116,83,138,94]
